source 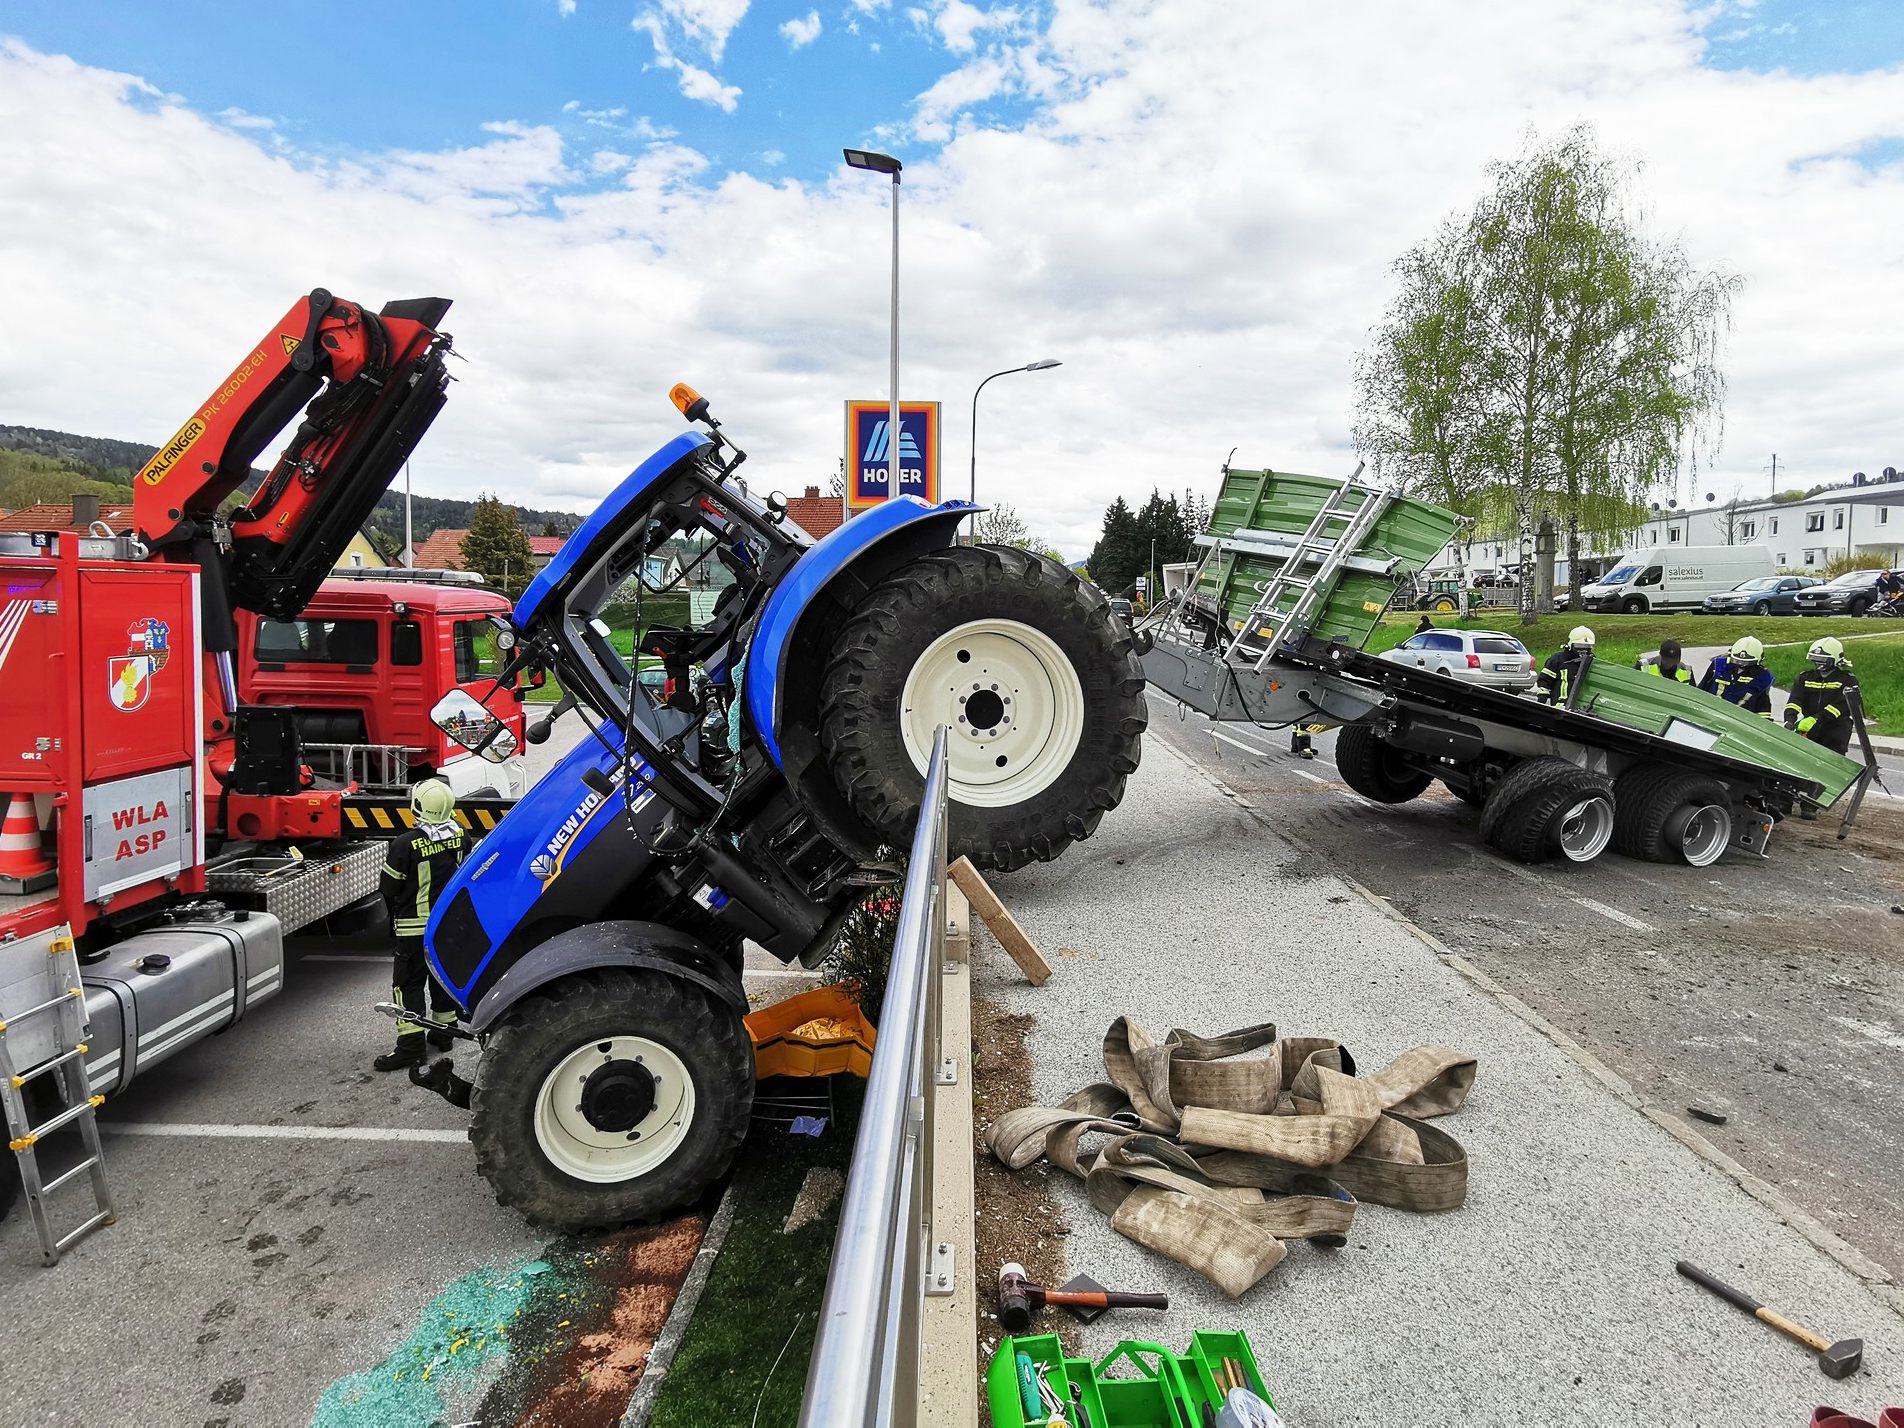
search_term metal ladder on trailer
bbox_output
[1221,473,1397,669]
[0,927,116,1264]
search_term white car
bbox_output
[1379,628,1537,692]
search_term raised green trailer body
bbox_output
[1574,660,1864,804]
[1195,467,1461,649]
[1185,464,1863,807]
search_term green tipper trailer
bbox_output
[1140,464,1870,866]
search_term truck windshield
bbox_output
[1600,564,1639,586]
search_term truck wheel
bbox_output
[820,545,1146,872]
[1621,597,1648,614]
[1613,765,1733,866]
[1480,757,1615,864]
[1334,724,1433,803]
[470,969,752,1232]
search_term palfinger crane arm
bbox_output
[133,288,454,623]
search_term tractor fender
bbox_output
[745,495,974,768]
[468,919,746,1034]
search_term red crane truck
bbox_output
[0,289,517,1251]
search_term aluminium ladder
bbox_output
[0,926,115,1265]
[1220,475,1397,669]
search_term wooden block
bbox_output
[948,856,1051,987]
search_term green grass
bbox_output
[647,1078,862,1428]
[1373,612,1904,729]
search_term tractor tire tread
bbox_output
[1481,757,1613,864]
[1612,764,1731,863]
[469,968,752,1233]
[819,545,1145,872]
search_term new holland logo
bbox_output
[860,419,923,464]
[140,418,206,486]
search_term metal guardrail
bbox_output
[800,726,953,1428]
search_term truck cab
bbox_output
[237,575,528,799]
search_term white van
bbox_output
[1578,544,1775,614]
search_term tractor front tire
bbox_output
[1334,724,1434,803]
[820,545,1146,872]
[470,968,752,1232]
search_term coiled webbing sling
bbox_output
[985,1018,1477,1297]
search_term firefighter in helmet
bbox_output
[1785,636,1861,755]
[1537,626,1597,705]
[374,778,465,1071]
[1698,635,1775,716]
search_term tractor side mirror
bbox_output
[431,690,519,763]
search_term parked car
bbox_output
[1108,597,1134,625]
[1794,568,1893,616]
[1378,628,1537,692]
[1701,574,1821,617]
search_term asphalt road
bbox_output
[1143,688,1904,1286]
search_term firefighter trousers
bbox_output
[391,936,456,1037]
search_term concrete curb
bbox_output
[1174,747,1904,1322]
[619,1185,740,1428]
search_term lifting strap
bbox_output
[986,1017,1476,1298]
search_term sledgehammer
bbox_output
[1676,1261,1863,1379]
[996,1263,1169,1333]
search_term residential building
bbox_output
[411,528,566,572]
[1421,474,1904,585]
[786,484,846,540]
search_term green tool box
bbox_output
[986,1331,1272,1427]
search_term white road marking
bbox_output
[105,1122,468,1144]
[298,954,389,964]
[1212,731,1275,759]
[1570,896,1655,933]
[1293,769,1329,785]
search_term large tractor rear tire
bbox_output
[470,968,752,1232]
[819,545,1146,872]
[1480,757,1615,864]
[1613,764,1733,866]
[1333,724,1434,803]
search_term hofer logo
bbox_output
[844,400,939,510]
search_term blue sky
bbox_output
[1702,0,1904,74]
[0,1,1037,186]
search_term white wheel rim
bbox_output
[1556,795,1614,861]
[533,1035,696,1183]
[899,619,1086,808]
[1671,804,1732,867]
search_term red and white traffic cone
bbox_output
[0,793,53,883]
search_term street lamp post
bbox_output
[844,148,904,501]
[969,359,1061,532]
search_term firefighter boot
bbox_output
[374,1036,429,1072]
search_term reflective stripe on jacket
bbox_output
[1697,655,1775,716]
[1643,663,1693,683]
[380,824,466,938]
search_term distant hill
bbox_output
[0,424,585,540]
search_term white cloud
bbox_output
[649,0,751,62]
[780,9,823,48]
[762,148,787,166]
[6,13,1904,560]
[633,11,744,111]
[556,0,577,15]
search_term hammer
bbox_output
[996,1263,1169,1333]
[1676,1261,1863,1379]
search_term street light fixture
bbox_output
[970,360,1062,528]
[843,147,904,502]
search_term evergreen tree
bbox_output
[460,494,537,597]
[1085,496,1144,593]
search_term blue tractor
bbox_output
[424,388,1145,1229]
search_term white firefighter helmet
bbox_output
[410,777,456,825]
[1808,635,1845,669]
[1568,626,1596,650]
[1729,635,1765,665]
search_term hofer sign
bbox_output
[844,400,940,511]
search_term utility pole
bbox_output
[403,459,414,567]
[1770,452,1778,499]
